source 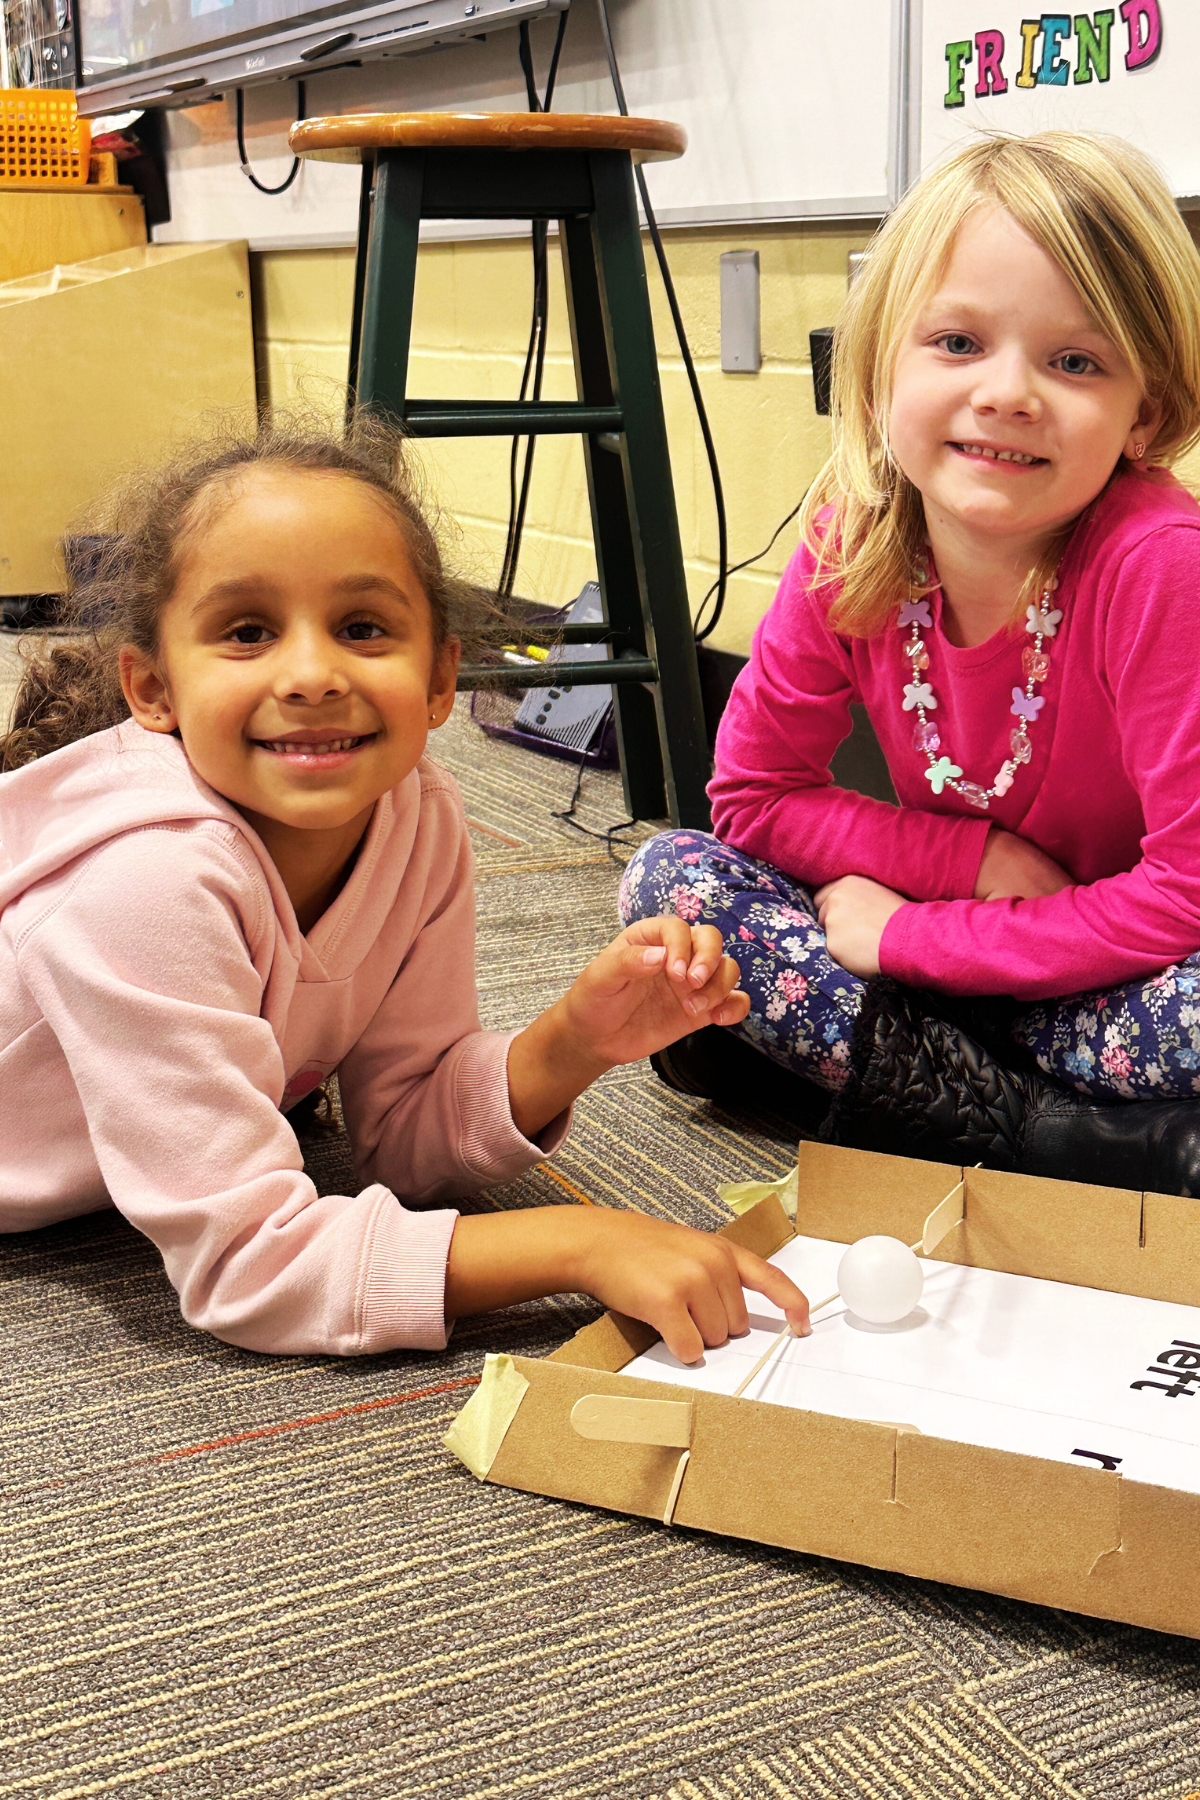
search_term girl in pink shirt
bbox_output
[0,420,810,1359]
[621,132,1200,1191]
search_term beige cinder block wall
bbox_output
[251,223,874,657]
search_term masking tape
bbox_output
[443,1352,530,1480]
[719,1165,799,1220]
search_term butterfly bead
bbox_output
[924,756,964,796]
[1010,689,1045,723]
[899,599,933,629]
[1026,602,1063,637]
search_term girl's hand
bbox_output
[562,915,748,1063]
[814,875,907,978]
[974,827,1073,900]
[506,918,748,1139]
[445,1205,811,1363]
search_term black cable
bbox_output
[499,10,569,597]
[236,80,306,195]
[551,752,637,861]
[594,0,730,642]
[693,495,806,638]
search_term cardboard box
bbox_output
[447,1141,1200,1640]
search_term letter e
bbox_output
[1039,14,1072,83]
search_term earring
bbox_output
[1134,442,1146,460]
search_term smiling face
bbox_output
[121,465,459,849]
[887,204,1157,566]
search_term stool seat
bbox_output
[290,110,686,165]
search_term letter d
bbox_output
[1121,0,1162,70]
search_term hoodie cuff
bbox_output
[359,1185,459,1352]
[455,1029,573,1181]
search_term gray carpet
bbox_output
[3,702,1200,1798]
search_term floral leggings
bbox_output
[619,830,1200,1104]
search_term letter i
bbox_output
[1017,18,1042,86]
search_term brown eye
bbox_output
[231,623,272,645]
[342,620,385,641]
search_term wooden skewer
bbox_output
[731,1287,842,1399]
[731,1325,793,1399]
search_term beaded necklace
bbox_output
[899,564,1063,811]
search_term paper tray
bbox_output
[448,1142,1200,1641]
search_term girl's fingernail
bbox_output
[642,946,667,966]
[673,959,689,979]
[799,1320,813,1337]
[689,966,708,985]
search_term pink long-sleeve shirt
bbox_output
[0,721,566,1355]
[709,468,1200,1001]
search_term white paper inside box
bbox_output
[451,1143,1200,1640]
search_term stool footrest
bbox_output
[457,657,656,691]
[404,400,623,437]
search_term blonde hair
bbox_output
[803,131,1200,637]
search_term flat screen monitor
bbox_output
[74,0,567,116]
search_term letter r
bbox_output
[975,29,1009,95]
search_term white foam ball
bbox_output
[837,1236,924,1325]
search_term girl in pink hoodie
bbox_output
[0,420,809,1361]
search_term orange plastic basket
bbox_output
[0,89,91,188]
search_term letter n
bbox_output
[975,30,1009,95]
[1074,10,1114,81]
[1121,0,1162,70]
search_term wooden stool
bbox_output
[291,111,711,829]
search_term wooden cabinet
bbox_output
[0,241,256,596]
[0,189,147,286]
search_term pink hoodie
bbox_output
[0,721,566,1355]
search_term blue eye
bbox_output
[1057,351,1097,376]
[937,333,977,356]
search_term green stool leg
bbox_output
[586,150,712,831]
[561,211,667,822]
[357,149,425,419]
[346,151,375,419]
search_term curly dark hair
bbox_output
[0,413,514,772]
